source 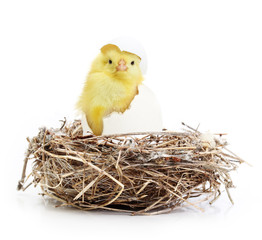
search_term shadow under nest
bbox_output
[17,120,244,215]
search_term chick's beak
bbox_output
[116,59,127,71]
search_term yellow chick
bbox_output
[77,44,143,135]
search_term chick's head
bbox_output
[93,44,143,82]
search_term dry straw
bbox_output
[17,120,244,215]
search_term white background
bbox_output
[0,0,261,239]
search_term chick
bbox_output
[77,44,143,135]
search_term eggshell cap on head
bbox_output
[109,36,147,74]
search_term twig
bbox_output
[17,138,32,190]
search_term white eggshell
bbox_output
[81,84,163,135]
[200,131,216,148]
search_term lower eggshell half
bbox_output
[81,84,163,135]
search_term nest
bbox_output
[17,120,244,215]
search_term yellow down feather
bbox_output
[77,44,143,135]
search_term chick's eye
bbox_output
[131,61,135,65]
[108,59,112,64]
